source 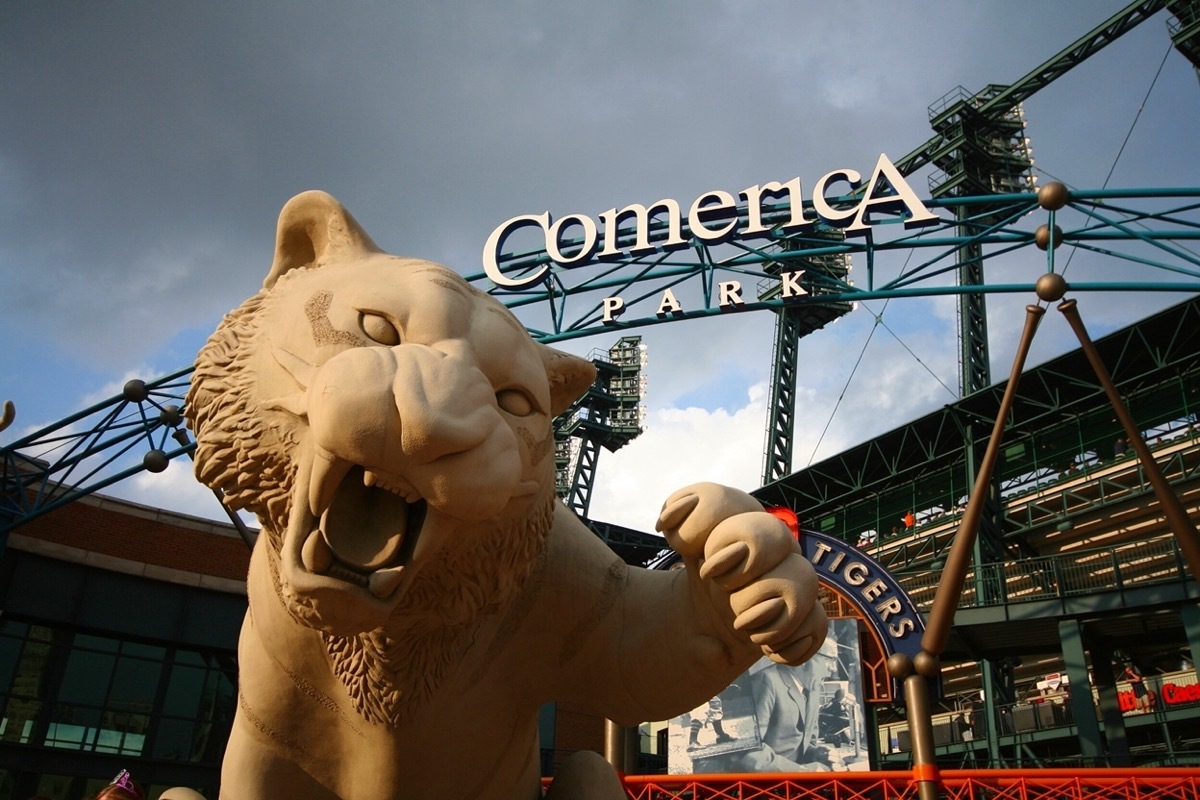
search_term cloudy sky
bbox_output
[2,1,1198,533]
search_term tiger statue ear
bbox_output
[263,191,382,289]
[541,346,597,418]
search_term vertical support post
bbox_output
[604,720,626,774]
[1058,619,1103,759]
[763,307,801,484]
[905,673,940,800]
[864,702,882,766]
[977,661,1003,763]
[1091,649,1131,767]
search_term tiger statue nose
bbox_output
[308,343,502,468]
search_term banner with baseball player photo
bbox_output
[667,618,867,774]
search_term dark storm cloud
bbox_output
[1,0,1193,441]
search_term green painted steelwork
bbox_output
[3,188,1200,539]
[554,336,646,521]
[1060,620,1104,762]
[893,1,1171,177]
[753,295,1200,567]
[759,229,853,485]
[475,189,1200,345]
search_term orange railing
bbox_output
[617,769,1200,800]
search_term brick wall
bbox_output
[13,493,251,583]
[553,700,607,766]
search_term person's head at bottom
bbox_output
[159,790,205,800]
[92,770,145,800]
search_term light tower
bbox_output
[555,336,647,520]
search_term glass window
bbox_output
[0,635,23,696]
[1,628,57,746]
[0,619,27,638]
[2,698,39,744]
[74,634,119,653]
[0,619,235,767]
[58,650,114,706]
[121,641,165,660]
[174,649,206,668]
[11,632,54,700]
[108,657,161,713]
[28,625,54,643]
[163,665,206,717]
[152,717,195,760]
[0,620,27,689]
[45,702,101,750]
[95,710,148,755]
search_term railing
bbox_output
[1002,444,1200,538]
[863,422,1200,571]
[616,768,1200,800]
[894,534,1191,612]
[879,670,1200,761]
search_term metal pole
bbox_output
[1058,298,1200,581]
[905,673,940,800]
[921,303,1045,654]
[604,719,626,773]
[895,298,1047,798]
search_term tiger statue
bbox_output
[185,190,826,799]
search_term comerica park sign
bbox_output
[482,153,938,311]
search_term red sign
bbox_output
[1161,682,1200,705]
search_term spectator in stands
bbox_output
[1122,664,1152,713]
[952,712,973,742]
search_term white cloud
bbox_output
[124,458,257,529]
[588,383,770,531]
